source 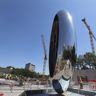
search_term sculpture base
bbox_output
[19,89,64,96]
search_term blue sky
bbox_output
[0,0,96,74]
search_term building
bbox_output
[25,63,35,72]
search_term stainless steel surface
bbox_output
[49,10,76,94]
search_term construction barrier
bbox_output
[89,82,96,90]
[0,93,7,96]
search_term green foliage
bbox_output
[84,52,96,64]
[11,68,39,78]
[0,74,5,78]
[0,66,49,78]
[77,52,96,65]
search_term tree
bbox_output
[84,52,96,65]
[11,68,43,78]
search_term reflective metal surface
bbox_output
[49,10,76,94]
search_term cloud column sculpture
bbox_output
[49,10,76,94]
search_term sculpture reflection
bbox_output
[49,10,76,94]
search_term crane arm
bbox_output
[82,18,96,54]
[92,34,96,41]
[41,34,47,60]
[82,18,91,31]
[82,18,96,40]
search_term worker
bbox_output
[79,76,83,89]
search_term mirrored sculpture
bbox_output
[49,10,76,94]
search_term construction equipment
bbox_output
[41,34,47,79]
[82,18,96,55]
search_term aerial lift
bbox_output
[41,34,47,80]
[82,18,96,55]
